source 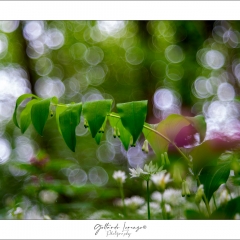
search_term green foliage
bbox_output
[19,99,39,133]
[199,162,231,201]
[13,93,39,128]
[94,118,107,144]
[116,100,148,144]
[190,139,228,175]
[83,100,113,138]
[59,103,82,152]
[210,196,240,219]
[31,98,55,136]
[56,105,68,134]
[185,115,206,142]
[143,114,192,161]
[185,209,207,220]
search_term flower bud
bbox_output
[181,181,186,197]
[185,181,191,197]
[117,128,121,138]
[144,140,149,153]
[195,184,204,205]
[84,118,89,128]
[99,125,104,133]
[182,180,191,197]
[142,140,149,153]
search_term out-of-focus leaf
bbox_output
[210,196,240,219]
[56,105,68,134]
[83,100,112,138]
[186,115,206,142]
[199,162,230,201]
[13,93,40,128]
[185,209,207,219]
[117,100,147,144]
[108,113,131,150]
[31,98,52,136]
[143,114,190,161]
[59,103,82,152]
[20,99,39,133]
[190,139,232,175]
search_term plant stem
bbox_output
[119,183,126,217]
[146,180,151,220]
[196,176,211,216]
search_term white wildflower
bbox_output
[13,207,23,216]
[88,210,113,220]
[234,213,240,220]
[129,161,162,180]
[143,161,162,174]
[39,190,58,204]
[163,189,184,206]
[138,202,161,216]
[219,189,230,205]
[125,196,145,210]
[165,204,171,213]
[151,191,162,203]
[151,171,171,192]
[113,170,127,184]
[114,196,145,210]
[129,166,146,178]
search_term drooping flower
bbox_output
[181,180,191,197]
[195,184,204,204]
[113,170,127,184]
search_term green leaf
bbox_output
[59,103,82,152]
[19,99,39,133]
[56,105,68,134]
[108,113,131,150]
[31,98,52,136]
[13,93,40,128]
[190,139,230,175]
[83,100,113,138]
[199,162,230,201]
[185,209,207,220]
[186,115,206,142]
[94,118,107,144]
[210,196,240,219]
[143,114,190,161]
[116,100,148,144]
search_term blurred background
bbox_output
[1,20,240,219]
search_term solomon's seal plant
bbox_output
[12,93,239,220]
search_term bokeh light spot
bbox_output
[89,167,108,186]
